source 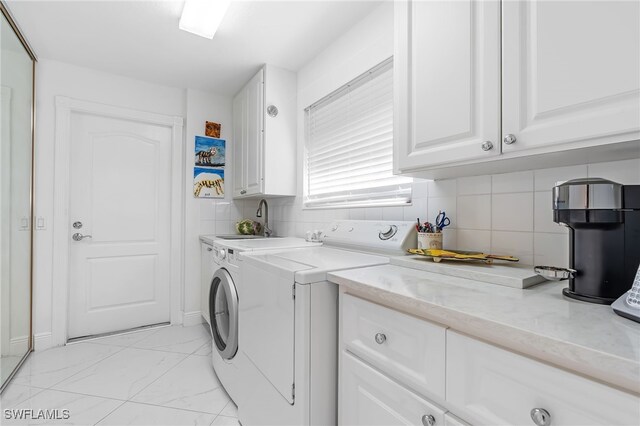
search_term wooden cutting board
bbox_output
[407,248,519,263]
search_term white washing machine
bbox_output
[237,221,416,425]
[206,237,321,405]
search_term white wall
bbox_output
[183,88,236,320]
[267,2,640,269]
[33,59,237,346]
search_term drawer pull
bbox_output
[374,333,386,344]
[530,408,551,426]
[421,414,436,426]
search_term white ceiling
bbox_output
[7,0,382,96]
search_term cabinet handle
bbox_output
[206,247,213,252]
[503,134,517,145]
[374,333,386,344]
[240,189,247,195]
[530,408,551,426]
[421,414,436,426]
[481,141,494,151]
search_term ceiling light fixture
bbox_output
[179,0,232,39]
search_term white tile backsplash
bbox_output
[491,193,534,232]
[491,231,534,265]
[534,191,567,234]
[427,178,456,198]
[492,171,533,193]
[457,175,491,195]
[382,206,405,221]
[457,229,491,252]
[534,233,570,269]
[457,195,491,230]
[534,165,588,192]
[403,197,427,222]
[588,158,640,185]
[210,158,637,269]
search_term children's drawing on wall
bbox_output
[194,167,224,198]
[193,135,225,198]
[195,136,225,167]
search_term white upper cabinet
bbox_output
[394,0,501,171]
[232,65,296,199]
[502,0,640,154]
[394,0,640,178]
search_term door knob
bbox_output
[374,333,386,344]
[503,134,517,145]
[240,189,247,195]
[481,141,494,151]
[72,233,92,241]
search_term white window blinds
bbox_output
[304,57,412,208]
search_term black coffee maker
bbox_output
[553,178,640,304]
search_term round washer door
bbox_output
[209,268,238,360]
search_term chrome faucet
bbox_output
[256,199,272,237]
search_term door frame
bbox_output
[51,96,184,346]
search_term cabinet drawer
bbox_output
[446,331,640,426]
[341,294,446,399]
[340,351,445,426]
[444,413,470,426]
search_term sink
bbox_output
[215,234,280,240]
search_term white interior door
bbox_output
[67,112,172,339]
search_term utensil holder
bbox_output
[417,232,443,250]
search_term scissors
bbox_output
[435,210,450,231]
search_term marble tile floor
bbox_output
[0,324,238,426]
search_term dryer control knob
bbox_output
[218,249,226,261]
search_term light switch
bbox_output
[19,217,30,230]
[36,216,46,230]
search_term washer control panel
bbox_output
[322,220,416,254]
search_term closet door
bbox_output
[0,4,35,390]
[501,0,640,154]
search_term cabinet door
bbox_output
[245,68,264,196]
[446,331,640,426]
[200,243,214,326]
[232,90,246,197]
[444,413,470,426]
[502,0,640,154]
[394,0,500,172]
[340,351,445,426]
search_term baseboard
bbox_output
[182,311,204,327]
[34,332,54,351]
[8,335,29,355]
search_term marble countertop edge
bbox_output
[329,271,640,396]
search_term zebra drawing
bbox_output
[196,147,217,165]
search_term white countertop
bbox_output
[328,264,640,394]
[199,235,215,245]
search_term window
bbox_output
[304,57,412,209]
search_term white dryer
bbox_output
[237,221,416,425]
[206,237,320,405]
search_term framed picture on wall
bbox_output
[194,167,224,198]
[193,136,226,198]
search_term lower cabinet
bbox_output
[446,331,640,426]
[339,293,640,426]
[340,351,445,426]
[444,414,470,426]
